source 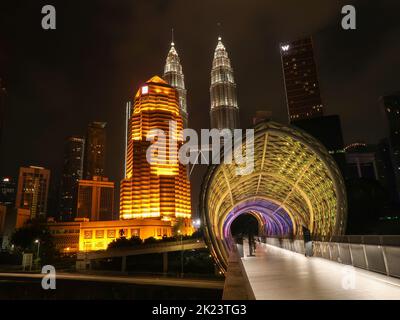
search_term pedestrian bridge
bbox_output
[200,121,347,273]
[200,120,400,299]
[222,239,400,300]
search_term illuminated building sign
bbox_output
[281,45,290,51]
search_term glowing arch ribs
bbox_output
[200,121,347,272]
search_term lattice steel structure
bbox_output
[163,41,188,128]
[200,121,347,272]
[120,76,191,221]
[210,37,239,130]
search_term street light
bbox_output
[34,239,40,269]
[192,219,201,229]
[178,230,183,277]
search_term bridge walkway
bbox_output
[240,242,400,300]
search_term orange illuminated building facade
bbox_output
[46,217,191,252]
[42,76,193,253]
[120,76,192,223]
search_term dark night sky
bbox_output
[1,0,400,214]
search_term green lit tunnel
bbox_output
[200,121,347,273]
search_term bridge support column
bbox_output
[163,252,168,275]
[121,256,127,272]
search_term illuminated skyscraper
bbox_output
[120,76,191,221]
[83,121,106,179]
[16,166,50,219]
[210,37,240,130]
[280,37,323,122]
[163,38,188,127]
[59,136,85,221]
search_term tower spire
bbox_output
[210,36,240,130]
[163,32,188,127]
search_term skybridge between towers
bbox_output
[200,121,400,300]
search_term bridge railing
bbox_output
[260,236,400,279]
[261,237,305,255]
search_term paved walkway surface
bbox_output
[241,243,400,300]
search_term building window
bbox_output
[131,228,140,237]
[95,230,104,239]
[84,230,92,239]
[107,230,116,238]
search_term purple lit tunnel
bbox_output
[222,199,293,243]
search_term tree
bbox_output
[191,229,203,239]
[107,236,142,249]
[143,237,158,245]
[161,236,178,242]
[10,220,56,264]
[172,218,185,236]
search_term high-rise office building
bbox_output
[344,143,379,180]
[376,138,399,203]
[210,37,240,131]
[293,115,346,174]
[0,78,6,150]
[59,136,85,221]
[83,121,106,180]
[0,176,17,247]
[120,76,192,221]
[163,38,188,127]
[16,166,50,219]
[0,205,6,236]
[344,142,396,193]
[0,177,16,206]
[280,37,323,122]
[76,176,114,221]
[381,93,400,200]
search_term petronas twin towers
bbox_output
[163,40,188,127]
[163,36,240,130]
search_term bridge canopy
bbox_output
[200,121,347,272]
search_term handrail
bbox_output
[262,237,400,279]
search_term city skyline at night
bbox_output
[1,1,399,194]
[1,0,400,303]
